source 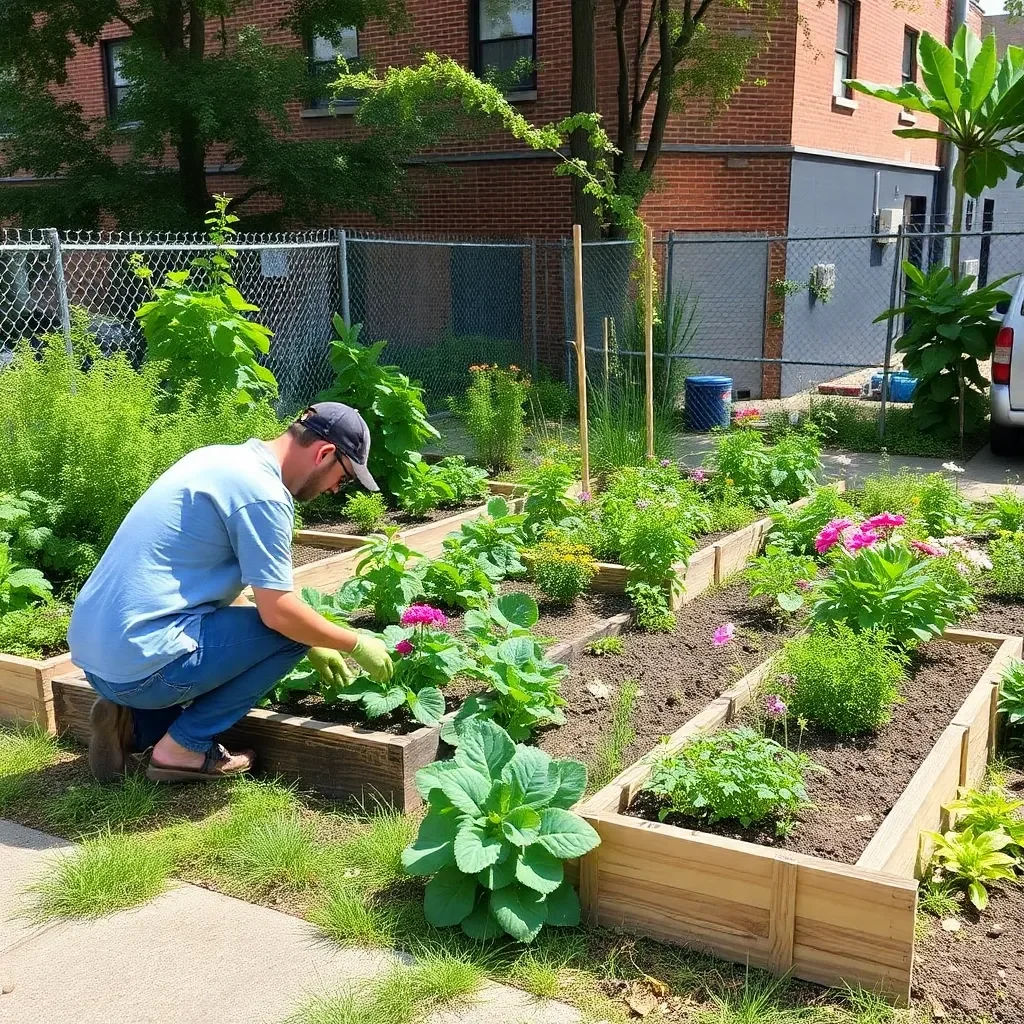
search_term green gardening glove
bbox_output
[350,634,394,683]
[307,647,357,690]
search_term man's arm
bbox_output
[251,587,357,651]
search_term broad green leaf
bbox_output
[437,765,492,816]
[362,685,407,717]
[486,496,510,518]
[424,865,478,927]
[414,760,460,801]
[919,32,961,111]
[454,822,504,874]
[515,845,564,894]
[401,808,458,875]
[543,881,582,927]
[501,745,559,809]
[478,855,517,890]
[461,899,504,940]
[536,807,601,858]
[408,686,445,726]
[493,592,539,630]
[455,718,516,781]
[968,879,988,910]
[489,882,548,942]
[502,806,542,846]
[968,32,998,111]
[550,760,588,809]
[777,592,804,613]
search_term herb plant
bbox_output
[394,459,455,517]
[422,539,496,611]
[452,365,529,475]
[530,537,596,606]
[923,827,1018,910]
[773,626,906,735]
[997,659,1024,736]
[585,636,624,656]
[744,546,816,615]
[625,580,676,632]
[857,471,970,536]
[401,718,599,942]
[976,490,1024,534]
[946,784,1024,855]
[457,497,527,579]
[432,457,489,505]
[768,487,855,556]
[336,530,427,624]
[0,544,53,613]
[521,461,578,542]
[344,492,388,534]
[619,506,695,589]
[0,603,71,659]
[988,532,1024,599]
[705,429,820,508]
[645,726,814,828]
[318,318,439,496]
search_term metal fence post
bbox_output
[664,229,675,382]
[878,224,905,441]
[529,238,538,373]
[46,228,75,377]
[338,229,351,327]
[561,237,571,384]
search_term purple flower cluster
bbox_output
[400,604,449,629]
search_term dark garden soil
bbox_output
[912,760,1024,1023]
[628,640,997,865]
[301,499,485,538]
[292,542,350,567]
[535,579,797,767]
[965,594,1024,639]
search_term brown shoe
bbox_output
[88,698,134,781]
[145,743,255,783]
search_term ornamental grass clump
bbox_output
[452,364,529,475]
[773,626,906,736]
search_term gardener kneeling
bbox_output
[68,403,393,783]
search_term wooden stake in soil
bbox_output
[644,226,655,460]
[573,223,591,492]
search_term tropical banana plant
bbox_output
[848,25,1024,277]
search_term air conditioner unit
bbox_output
[875,207,903,242]
[960,258,980,292]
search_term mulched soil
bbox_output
[301,500,483,537]
[628,639,997,864]
[292,542,350,567]
[536,579,798,766]
[966,594,1024,639]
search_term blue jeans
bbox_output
[85,606,307,754]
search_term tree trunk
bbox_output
[949,153,965,282]
[570,0,602,240]
[638,0,674,180]
[176,2,209,226]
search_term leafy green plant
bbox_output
[456,497,527,579]
[528,370,574,422]
[401,718,599,942]
[768,487,855,556]
[744,547,816,614]
[997,659,1024,735]
[773,626,906,735]
[585,636,624,656]
[876,264,1010,440]
[619,506,695,591]
[336,530,426,625]
[135,196,277,407]
[705,429,820,508]
[810,540,960,647]
[318,318,439,497]
[924,827,1018,910]
[946,784,1024,855]
[977,490,1024,534]
[918,876,961,918]
[530,537,596,606]
[431,457,489,505]
[344,492,388,534]
[989,532,1024,599]
[521,461,578,542]
[588,681,638,792]
[0,544,53,613]
[0,603,71,659]
[393,459,454,517]
[625,580,676,632]
[451,365,528,475]
[645,726,814,827]
[422,539,496,611]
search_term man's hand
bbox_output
[350,634,394,683]
[308,647,356,689]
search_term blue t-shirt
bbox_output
[68,439,294,684]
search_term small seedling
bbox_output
[585,636,625,657]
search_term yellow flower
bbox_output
[726,478,734,486]
[911,496,920,505]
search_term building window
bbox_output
[472,0,536,92]
[902,29,918,87]
[309,27,358,108]
[833,0,856,98]
[965,197,976,232]
[104,38,133,116]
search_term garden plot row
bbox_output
[573,628,1022,1003]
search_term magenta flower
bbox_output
[578,491,593,504]
[795,579,812,592]
[394,639,414,656]
[690,468,707,483]
[911,540,944,558]
[400,604,449,629]
[735,408,760,421]
[814,518,854,555]
[659,458,673,468]
[844,528,879,552]
[712,623,736,647]
[765,694,788,720]
[863,512,906,531]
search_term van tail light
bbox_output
[993,327,1013,386]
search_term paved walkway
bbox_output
[0,820,579,1024]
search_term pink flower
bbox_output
[578,491,593,504]
[735,408,760,421]
[690,468,707,483]
[844,528,879,552]
[712,623,736,647]
[911,540,944,558]
[394,639,414,656]
[765,694,788,720]
[659,459,673,468]
[863,512,906,531]
[814,518,854,555]
[400,604,449,629]
[795,579,812,592]
[636,499,651,510]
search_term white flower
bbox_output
[834,455,853,467]
[964,548,993,571]
[942,462,966,474]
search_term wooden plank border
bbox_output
[575,628,1017,1003]
[0,652,75,731]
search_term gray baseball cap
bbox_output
[297,402,379,492]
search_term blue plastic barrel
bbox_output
[685,375,734,431]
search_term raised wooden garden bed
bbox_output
[0,651,75,730]
[574,628,1023,1003]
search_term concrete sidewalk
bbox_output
[0,820,579,1024]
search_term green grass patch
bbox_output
[587,680,638,793]
[0,725,62,812]
[45,774,165,835]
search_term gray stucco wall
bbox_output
[780,155,940,395]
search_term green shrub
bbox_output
[529,370,574,421]
[0,603,71,658]
[989,532,1024,598]
[976,490,1024,533]
[774,626,906,735]
[857,471,970,536]
[530,537,596,606]
[744,547,816,615]
[625,580,675,632]
[345,492,388,534]
[452,365,528,475]
[394,460,453,516]
[645,726,814,827]
[705,428,820,508]
[521,460,578,542]
[768,487,855,556]
[998,659,1024,736]
[431,457,489,505]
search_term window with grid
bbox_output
[902,29,918,86]
[308,27,358,109]
[104,38,133,116]
[833,0,856,99]
[473,0,536,92]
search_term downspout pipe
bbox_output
[933,0,970,238]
